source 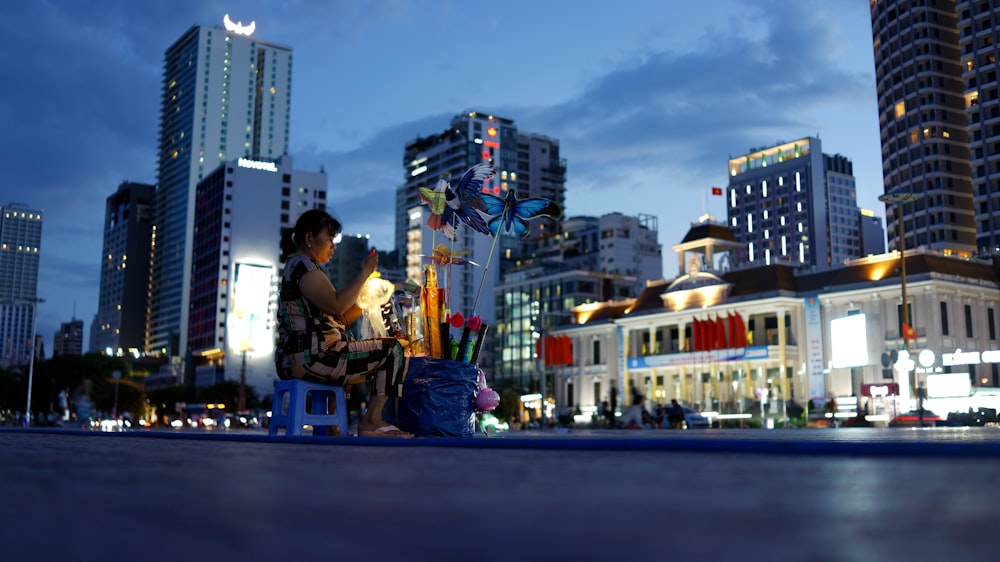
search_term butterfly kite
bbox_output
[418,163,495,239]
[478,188,563,238]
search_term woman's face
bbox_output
[305,228,340,264]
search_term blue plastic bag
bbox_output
[386,356,479,437]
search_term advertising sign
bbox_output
[227,262,274,357]
[830,313,868,368]
[804,296,825,401]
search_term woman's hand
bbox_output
[362,249,378,277]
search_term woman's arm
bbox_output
[342,303,363,325]
[298,253,378,316]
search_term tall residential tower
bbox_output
[151,20,292,358]
[0,203,43,368]
[95,181,155,355]
[870,0,982,256]
[726,137,867,270]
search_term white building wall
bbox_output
[221,156,325,395]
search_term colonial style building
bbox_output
[546,220,1000,425]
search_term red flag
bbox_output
[735,313,747,348]
[693,318,703,351]
[561,335,572,365]
[716,315,727,349]
[711,186,723,196]
[727,312,736,348]
[902,322,917,342]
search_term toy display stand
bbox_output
[386,356,480,437]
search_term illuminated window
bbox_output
[747,214,753,233]
[762,181,768,198]
[910,130,919,144]
[966,91,980,107]
[894,101,906,118]
[966,59,975,72]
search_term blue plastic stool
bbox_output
[269,378,350,437]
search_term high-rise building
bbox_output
[396,111,568,325]
[187,156,325,395]
[0,203,43,368]
[510,132,567,261]
[859,209,887,257]
[870,0,979,256]
[53,318,83,356]
[726,137,868,270]
[95,181,155,355]
[151,21,292,358]
[956,0,1000,255]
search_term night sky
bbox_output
[0,0,881,355]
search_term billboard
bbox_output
[227,262,274,357]
[830,313,868,368]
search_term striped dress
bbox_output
[274,254,405,397]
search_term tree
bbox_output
[198,380,262,411]
[491,384,524,425]
[147,384,194,425]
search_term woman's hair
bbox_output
[279,209,341,261]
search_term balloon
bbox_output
[475,388,500,412]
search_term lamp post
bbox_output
[878,189,922,406]
[23,297,44,427]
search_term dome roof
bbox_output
[666,270,728,292]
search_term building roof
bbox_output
[680,222,739,244]
[570,250,1000,325]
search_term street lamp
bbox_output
[878,189,922,406]
[22,297,44,427]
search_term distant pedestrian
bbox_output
[58,388,69,421]
[669,399,685,429]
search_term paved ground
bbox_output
[2,427,998,562]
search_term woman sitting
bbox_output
[274,209,411,437]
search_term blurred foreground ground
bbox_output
[2,427,998,562]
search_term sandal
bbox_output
[359,424,413,438]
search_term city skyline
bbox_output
[0,0,881,356]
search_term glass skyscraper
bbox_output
[151,21,292,357]
[0,202,43,368]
